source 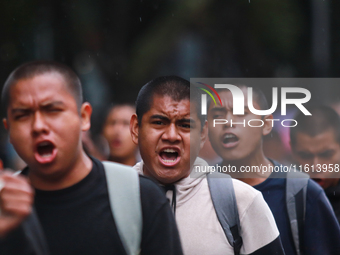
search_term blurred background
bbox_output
[0,0,339,168]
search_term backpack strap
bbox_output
[207,172,242,255]
[102,161,142,255]
[286,171,309,255]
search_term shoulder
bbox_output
[100,159,167,207]
[306,179,324,198]
[100,159,169,219]
[305,179,335,216]
[232,178,277,226]
[139,175,166,201]
[139,175,169,212]
[232,179,263,213]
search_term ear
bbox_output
[80,102,92,132]
[2,118,11,144]
[200,120,208,150]
[262,114,273,136]
[3,118,8,130]
[130,114,139,145]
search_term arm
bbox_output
[303,180,340,255]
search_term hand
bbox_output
[0,172,34,238]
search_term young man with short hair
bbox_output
[290,105,340,222]
[0,61,183,255]
[208,85,340,255]
[130,76,285,255]
[102,103,138,166]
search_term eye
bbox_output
[46,106,63,113]
[243,110,250,116]
[13,111,30,120]
[14,113,28,120]
[152,120,164,125]
[213,114,223,119]
[180,123,191,129]
[108,120,116,126]
[320,150,334,159]
[298,152,313,160]
[211,110,225,118]
[50,108,61,112]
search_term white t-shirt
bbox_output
[134,157,280,255]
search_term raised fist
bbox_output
[0,172,34,238]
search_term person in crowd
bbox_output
[207,85,340,255]
[81,129,107,160]
[290,105,340,222]
[102,103,138,166]
[130,76,285,255]
[0,61,183,255]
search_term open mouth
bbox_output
[35,141,57,164]
[37,141,54,157]
[159,148,180,166]
[111,139,122,147]
[222,133,239,145]
[160,149,178,163]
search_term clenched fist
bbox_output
[0,172,34,238]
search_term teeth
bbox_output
[39,141,50,147]
[162,159,176,163]
[224,134,236,139]
[41,153,52,158]
[163,149,176,153]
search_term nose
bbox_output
[162,123,180,143]
[312,157,321,167]
[32,112,49,136]
[308,157,322,178]
[223,111,236,128]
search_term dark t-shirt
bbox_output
[1,157,183,255]
[325,181,340,223]
[254,171,340,255]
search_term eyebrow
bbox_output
[11,108,31,115]
[210,107,227,113]
[150,114,169,121]
[40,101,65,108]
[150,115,195,124]
[11,101,65,113]
[179,118,194,123]
[210,107,226,111]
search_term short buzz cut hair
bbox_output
[290,105,340,146]
[1,60,83,115]
[100,102,136,132]
[135,76,204,127]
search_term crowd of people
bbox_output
[0,60,339,255]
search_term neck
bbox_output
[29,150,93,191]
[222,150,272,186]
[108,154,136,166]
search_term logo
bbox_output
[198,83,311,116]
[196,82,312,128]
[197,82,222,115]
